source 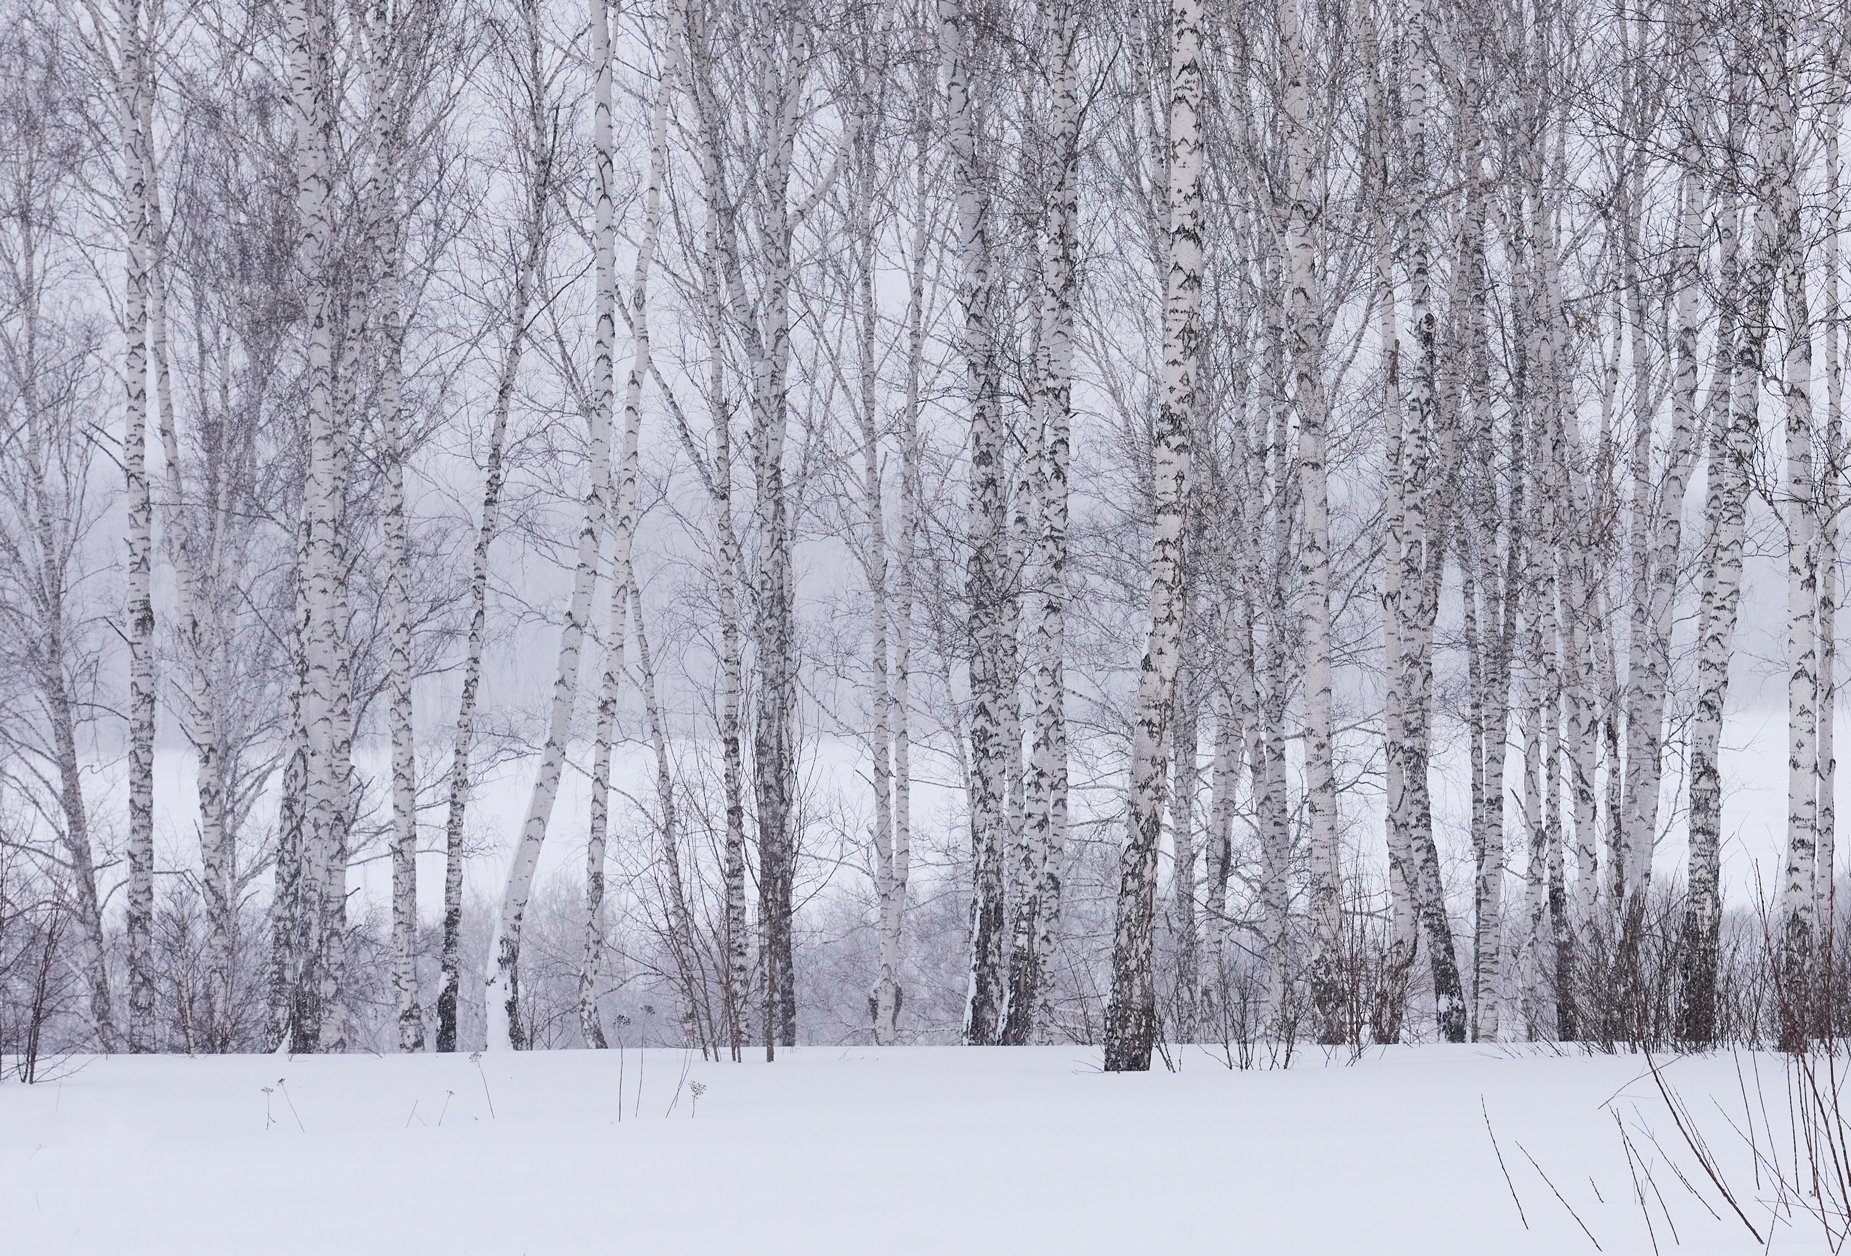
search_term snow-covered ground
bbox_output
[4,1044,1838,1254]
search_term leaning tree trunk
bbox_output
[433,27,552,1052]
[630,582,710,1047]
[44,602,116,1050]
[483,2,587,1052]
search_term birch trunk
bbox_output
[278,0,344,1053]
[1003,0,1078,1046]
[936,0,1008,1046]
[1463,117,1514,1040]
[1682,96,1777,1044]
[1256,315,1298,1023]
[136,101,235,1047]
[1201,662,1243,1027]
[116,0,157,1054]
[1362,0,1416,1040]
[1390,0,1468,1044]
[8,227,118,1046]
[382,227,420,1053]
[847,76,900,1045]
[1455,84,1497,1042]
[676,4,752,1058]
[270,647,307,1049]
[632,583,708,1048]
[318,293,360,1053]
[1532,178,1574,1036]
[876,135,926,1041]
[1775,63,1818,1047]
[1617,147,1706,986]
[745,30,804,1057]
[486,0,648,1050]
[51,654,117,1049]
[1616,176,1658,930]
[578,0,679,1052]
[433,23,552,1052]
[1103,0,1201,1072]
[1169,674,1201,1040]
[357,7,424,1054]
[1820,100,1843,936]
[579,543,625,1051]
[1277,0,1339,1042]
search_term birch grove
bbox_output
[4,0,1851,1061]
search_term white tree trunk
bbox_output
[484,0,603,1052]
[1683,84,1778,1044]
[632,582,706,1045]
[434,16,553,1052]
[1277,0,1340,1041]
[680,13,752,1055]
[1775,62,1818,1045]
[745,32,804,1057]
[578,0,680,1052]
[1820,100,1843,935]
[1003,0,1078,1047]
[1361,0,1416,1041]
[845,72,901,1045]
[6,184,119,1049]
[1103,0,1201,1072]
[1388,0,1468,1044]
[279,0,345,1053]
[115,0,157,1054]
[939,0,1009,1047]
[378,242,421,1058]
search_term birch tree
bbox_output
[1275,0,1342,1043]
[90,0,160,1054]
[1002,0,1080,1049]
[937,0,1011,1047]
[1103,0,1201,1073]
[0,27,118,1051]
[432,31,556,1050]
[485,0,620,1052]
[273,0,349,1053]
[1682,55,1778,1047]
[1773,19,1817,1049]
[1385,0,1468,1044]
[579,0,680,1048]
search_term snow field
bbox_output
[5,1044,1833,1254]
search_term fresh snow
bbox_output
[4,1045,1834,1254]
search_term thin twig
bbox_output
[1482,1097,1530,1231]
[1516,1139,1603,1251]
